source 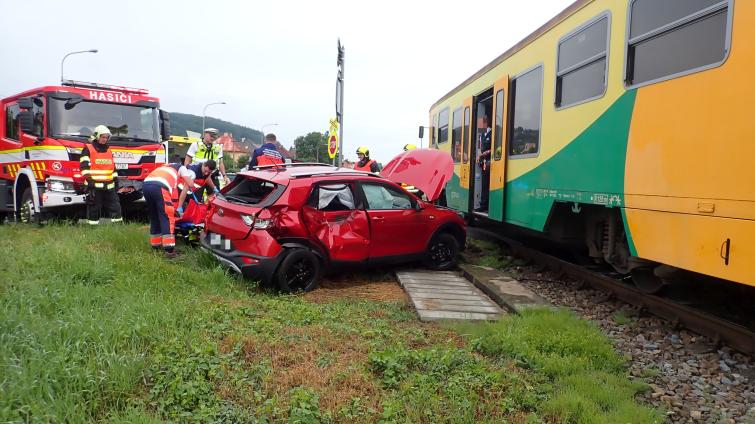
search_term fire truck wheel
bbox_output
[18,187,40,225]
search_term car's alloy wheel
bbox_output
[276,249,320,292]
[423,233,459,271]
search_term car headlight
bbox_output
[46,179,75,192]
[65,146,83,154]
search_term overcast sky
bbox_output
[1,0,569,163]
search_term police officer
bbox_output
[353,146,380,173]
[184,128,225,197]
[80,125,122,225]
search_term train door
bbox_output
[470,89,494,215]
[487,76,509,221]
[457,97,473,213]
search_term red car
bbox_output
[200,149,465,292]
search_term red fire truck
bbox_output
[0,81,171,223]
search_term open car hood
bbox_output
[380,148,454,201]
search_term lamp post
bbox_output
[60,49,98,84]
[202,101,226,134]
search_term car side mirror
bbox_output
[18,97,34,110]
[415,201,425,211]
[418,126,424,139]
[160,110,171,141]
[18,111,34,134]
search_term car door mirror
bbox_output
[415,200,425,211]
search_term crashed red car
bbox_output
[200,149,465,292]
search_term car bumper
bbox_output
[200,232,284,285]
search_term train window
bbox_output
[4,104,20,141]
[451,107,462,163]
[509,66,543,157]
[462,107,470,163]
[493,89,504,160]
[556,15,609,108]
[437,107,449,144]
[430,113,437,147]
[626,0,730,87]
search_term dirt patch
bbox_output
[233,326,383,414]
[304,275,407,304]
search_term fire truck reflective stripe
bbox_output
[25,145,66,151]
[87,220,100,225]
[41,162,46,170]
[110,218,123,223]
[27,149,68,161]
[0,151,26,163]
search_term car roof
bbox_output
[238,163,379,185]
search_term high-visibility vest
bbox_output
[257,148,284,166]
[354,159,376,172]
[191,142,221,164]
[86,147,118,189]
[145,164,180,194]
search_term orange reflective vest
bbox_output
[145,164,180,194]
[86,147,117,189]
[354,159,376,172]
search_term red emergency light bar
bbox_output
[62,79,149,95]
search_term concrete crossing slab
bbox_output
[396,270,503,322]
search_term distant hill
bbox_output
[169,112,263,143]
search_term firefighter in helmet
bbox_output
[80,125,122,225]
[400,144,420,195]
[403,143,417,152]
[353,146,380,173]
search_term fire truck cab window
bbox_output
[4,104,20,141]
[49,99,160,145]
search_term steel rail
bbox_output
[469,228,755,354]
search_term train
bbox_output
[427,0,753,292]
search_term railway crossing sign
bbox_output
[328,118,339,159]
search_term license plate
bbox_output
[115,163,129,170]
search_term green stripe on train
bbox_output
[502,90,637,231]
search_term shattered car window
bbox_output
[317,184,355,211]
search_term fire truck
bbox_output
[0,81,171,223]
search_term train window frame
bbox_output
[555,12,611,110]
[430,113,437,148]
[462,106,470,164]
[437,107,450,144]
[624,0,733,89]
[508,64,544,160]
[451,107,462,163]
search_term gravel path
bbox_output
[517,269,755,423]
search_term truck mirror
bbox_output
[19,111,35,134]
[159,110,171,141]
[418,126,424,139]
[18,97,34,110]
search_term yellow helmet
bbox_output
[91,125,111,141]
[403,143,417,151]
[356,146,370,157]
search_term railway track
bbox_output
[468,227,755,355]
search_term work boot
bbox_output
[164,250,180,260]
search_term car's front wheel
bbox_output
[275,249,321,293]
[423,232,459,271]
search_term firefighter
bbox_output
[80,125,122,225]
[249,133,284,167]
[142,163,197,258]
[353,146,380,173]
[184,128,227,196]
[400,144,419,195]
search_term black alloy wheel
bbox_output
[423,233,460,271]
[276,249,321,293]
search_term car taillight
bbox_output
[253,218,271,230]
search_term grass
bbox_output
[463,238,516,271]
[0,223,663,423]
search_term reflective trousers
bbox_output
[86,188,122,224]
[144,182,176,252]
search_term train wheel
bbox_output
[630,267,665,294]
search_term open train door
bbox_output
[488,75,509,221]
[458,97,473,213]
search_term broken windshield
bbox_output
[49,98,159,145]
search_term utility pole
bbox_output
[336,39,345,166]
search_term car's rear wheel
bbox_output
[275,249,321,293]
[423,232,459,271]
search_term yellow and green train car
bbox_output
[429,0,753,290]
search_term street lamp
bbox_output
[260,123,278,144]
[60,49,98,84]
[202,102,226,134]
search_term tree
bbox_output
[293,132,330,163]
[235,154,250,170]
